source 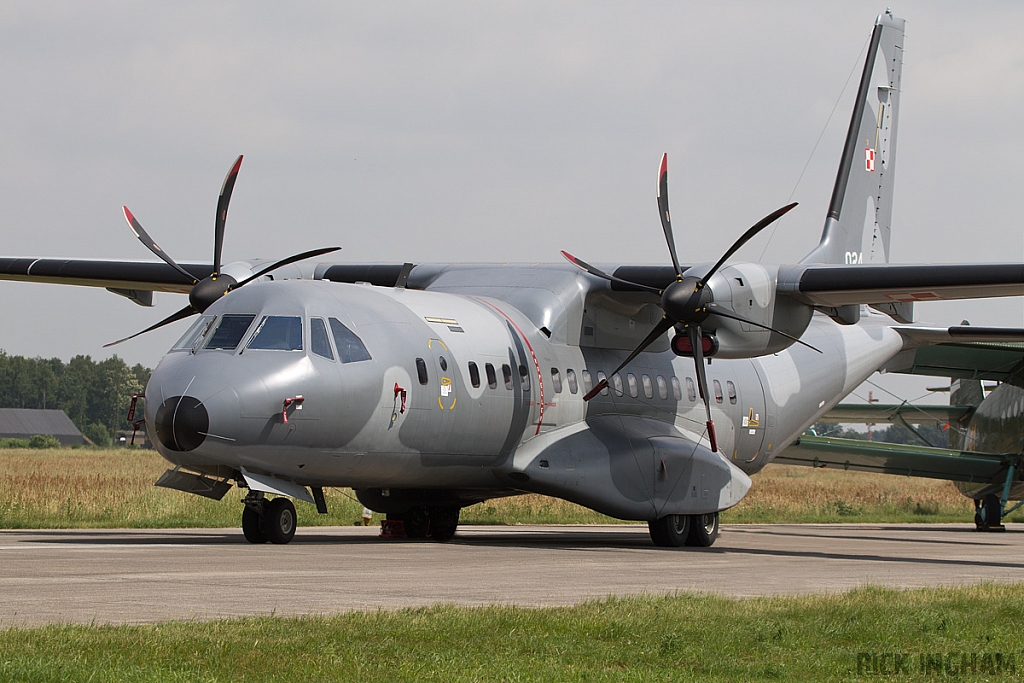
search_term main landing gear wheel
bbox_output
[242,505,268,544]
[685,511,719,547]
[402,507,430,539]
[648,514,691,547]
[975,493,1005,532]
[265,497,297,544]
[429,506,461,542]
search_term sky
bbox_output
[1,1,1022,409]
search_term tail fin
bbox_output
[801,11,905,266]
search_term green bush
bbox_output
[27,434,62,449]
[81,422,111,448]
[0,438,31,449]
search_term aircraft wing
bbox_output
[777,263,1024,306]
[818,404,971,425]
[777,434,1015,485]
[0,257,210,294]
[883,326,1024,382]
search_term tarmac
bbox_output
[1,523,1021,627]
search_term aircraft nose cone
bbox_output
[154,396,209,452]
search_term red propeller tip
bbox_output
[707,420,718,452]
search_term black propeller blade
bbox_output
[563,153,810,452]
[103,304,196,348]
[657,153,683,279]
[109,156,340,346]
[213,155,243,275]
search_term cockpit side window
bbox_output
[247,316,303,351]
[171,315,215,352]
[205,314,256,350]
[310,317,334,360]
[328,318,372,363]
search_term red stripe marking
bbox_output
[475,298,547,435]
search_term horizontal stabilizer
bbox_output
[778,435,1014,485]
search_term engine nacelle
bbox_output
[688,263,813,359]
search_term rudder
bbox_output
[801,11,905,266]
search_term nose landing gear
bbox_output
[648,511,720,547]
[241,492,297,544]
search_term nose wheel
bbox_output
[241,493,298,544]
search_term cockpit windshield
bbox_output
[170,315,215,351]
[246,316,303,351]
[205,314,257,350]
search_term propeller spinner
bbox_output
[106,156,340,347]
[563,153,817,452]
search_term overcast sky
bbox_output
[2,1,1022,408]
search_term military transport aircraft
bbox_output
[3,11,1024,548]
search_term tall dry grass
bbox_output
[0,449,1009,528]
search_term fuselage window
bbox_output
[551,368,563,393]
[416,358,429,385]
[205,314,256,350]
[247,316,303,351]
[596,371,609,396]
[468,361,481,388]
[328,318,372,363]
[519,364,531,393]
[727,380,737,404]
[656,375,668,400]
[439,356,448,372]
[485,363,497,389]
[582,370,593,393]
[310,317,334,360]
[626,373,638,398]
[713,379,723,404]
[172,315,215,351]
[566,369,579,394]
[641,374,654,399]
[610,372,622,397]
[502,364,513,390]
[683,377,695,402]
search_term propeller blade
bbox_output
[698,202,798,288]
[122,206,197,284]
[706,303,822,353]
[103,304,197,347]
[231,246,342,289]
[213,155,243,274]
[657,153,683,279]
[560,251,663,295]
[583,317,674,401]
[689,324,717,452]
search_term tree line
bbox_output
[0,351,150,446]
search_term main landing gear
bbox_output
[242,492,297,544]
[974,493,1006,532]
[648,511,720,548]
[384,505,461,542]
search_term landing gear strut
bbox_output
[241,492,298,544]
[648,511,720,548]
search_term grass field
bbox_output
[0,447,1019,529]
[2,584,1023,681]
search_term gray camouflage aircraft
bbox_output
[3,11,1024,547]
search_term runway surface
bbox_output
[1,523,1021,627]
